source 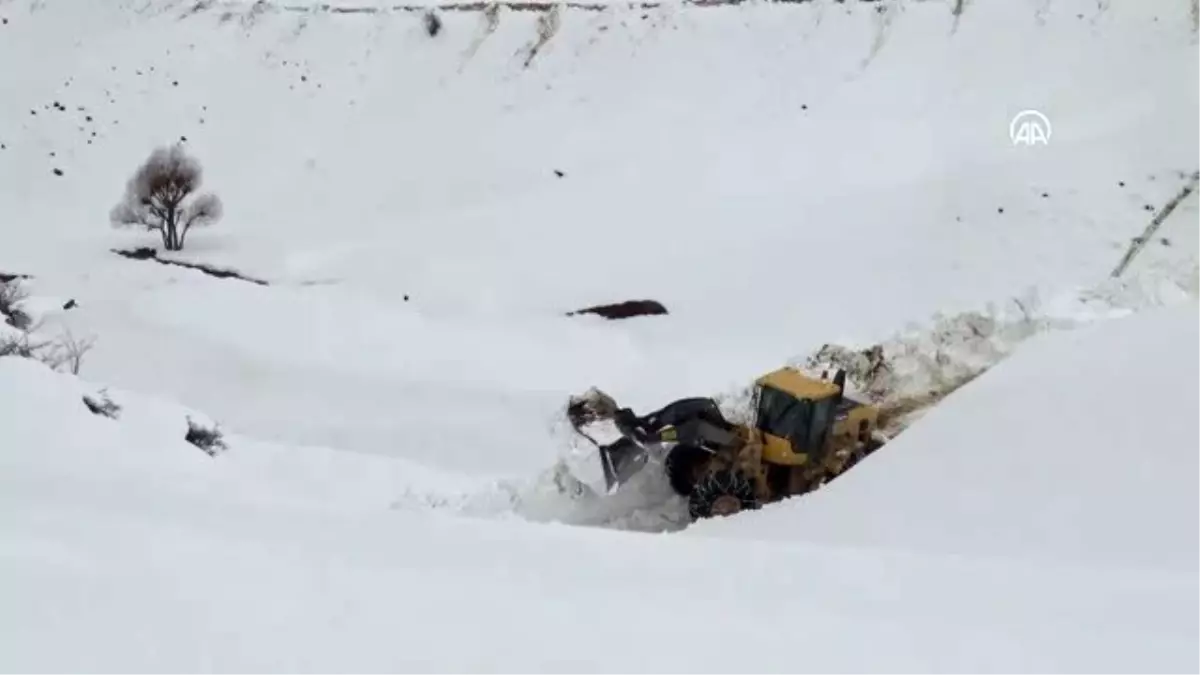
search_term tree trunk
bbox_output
[165,209,179,251]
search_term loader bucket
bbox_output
[598,437,650,493]
[566,387,651,493]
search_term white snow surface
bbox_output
[1,0,1198,670]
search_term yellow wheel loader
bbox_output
[566,367,884,521]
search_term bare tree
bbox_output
[42,329,96,375]
[110,143,223,251]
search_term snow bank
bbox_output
[690,303,1199,576]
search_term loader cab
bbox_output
[752,368,843,466]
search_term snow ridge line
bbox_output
[194,0,922,16]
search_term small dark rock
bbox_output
[801,104,808,111]
[300,74,307,82]
[1040,192,1049,198]
[403,294,410,302]
[553,169,565,178]
[52,168,63,176]
[180,135,188,142]
[63,299,77,310]
[997,207,1005,214]
[85,115,93,122]
[1143,204,1154,211]
[172,80,179,87]
[1118,181,1125,187]
[1160,237,1172,246]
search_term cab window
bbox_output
[756,386,811,446]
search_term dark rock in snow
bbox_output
[118,247,158,260]
[568,299,669,320]
[112,248,270,285]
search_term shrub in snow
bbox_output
[0,280,31,329]
[0,280,95,374]
[82,390,122,419]
[186,417,227,456]
[42,330,95,375]
[110,143,223,252]
[2,329,95,375]
[0,332,41,359]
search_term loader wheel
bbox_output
[688,470,759,520]
[664,444,709,497]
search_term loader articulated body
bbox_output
[567,367,884,521]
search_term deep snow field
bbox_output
[1,0,1198,671]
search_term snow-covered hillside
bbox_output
[1,0,1197,670]
[3,0,1197,459]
